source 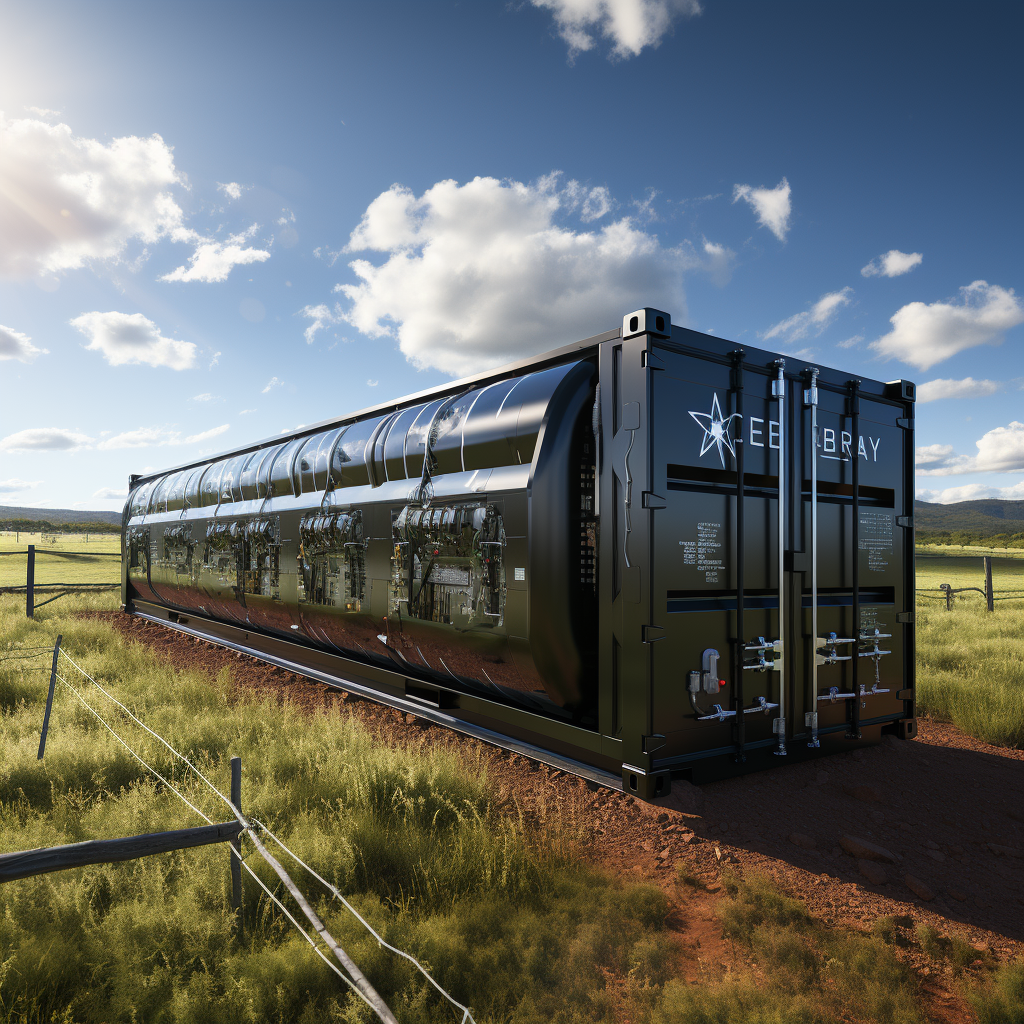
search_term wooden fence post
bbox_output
[231,756,243,938]
[37,636,63,760]
[26,545,35,619]
[984,556,993,611]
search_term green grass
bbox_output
[0,534,120,589]
[967,959,1024,1024]
[1,592,686,1023]
[914,558,1024,747]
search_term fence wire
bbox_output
[52,647,475,1024]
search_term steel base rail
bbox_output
[131,606,624,792]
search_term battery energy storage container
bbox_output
[122,309,916,796]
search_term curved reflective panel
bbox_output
[199,462,225,507]
[382,404,422,481]
[183,466,204,509]
[313,427,344,491]
[430,391,478,475]
[164,470,190,512]
[268,438,303,498]
[130,480,156,518]
[369,412,399,486]
[239,449,271,501]
[461,378,520,471]
[297,430,343,495]
[511,363,581,466]
[256,443,285,498]
[149,473,174,514]
[331,415,385,488]
[218,455,247,505]
[403,399,445,479]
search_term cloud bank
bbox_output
[916,377,1001,403]
[871,281,1024,370]
[916,421,1024,476]
[532,0,702,60]
[732,177,791,241]
[337,174,690,376]
[70,311,197,370]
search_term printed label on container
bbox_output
[858,512,893,572]
[514,567,525,581]
[679,521,725,584]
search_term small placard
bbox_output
[514,567,525,581]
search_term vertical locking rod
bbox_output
[848,379,862,739]
[804,370,820,748]
[773,360,787,755]
[731,350,746,762]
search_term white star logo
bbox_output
[689,393,741,467]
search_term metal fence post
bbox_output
[230,756,243,938]
[984,556,993,611]
[37,636,62,759]
[26,545,35,619]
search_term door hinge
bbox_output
[642,491,667,510]
[642,625,666,643]
[896,417,914,430]
[897,611,914,624]
[641,350,666,370]
[896,515,913,528]
[643,733,666,754]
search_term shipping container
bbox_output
[122,308,916,796]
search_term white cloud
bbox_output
[699,239,736,287]
[367,379,379,387]
[0,323,48,362]
[861,249,923,278]
[915,443,973,476]
[24,106,61,119]
[238,408,257,415]
[160,225,270,283]
[0,478,42,491]
[562,180,613,221]
[336,174,690,376]
[70,310,197,370]
[916,420,1024,476]
[836,335,863,349]
[217,182,243,200]
[93,486,128,499]
[916,377,1001,403]
[532,0,702,60]
[186,424,229,444]
[917,481,1024,504]
[96,422,230,450]
[300,303,343,344]
[209,350,221,369]
[191,392,215,402]
[762,288,852,343]
[262,376,282,393]
[732,177,791,241]
[0,113,189,278]
[0,427,94,452]
[871,281,1024,371]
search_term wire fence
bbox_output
[0,544,121,615]
[916,553,1024,609]
[25,641,475,1024]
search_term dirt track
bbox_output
[99,612,1024,1021]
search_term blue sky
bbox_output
[1,0,1022,511]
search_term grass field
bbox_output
[0,533,120,589]
[11,592,1013,1023]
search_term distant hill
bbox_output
[0,505,122,527]
[914,499,1024,540]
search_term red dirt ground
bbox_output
[97,611,1024,1022]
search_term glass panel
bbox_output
[331,416,384,488]
[200,462,224,507]
[269,438,304,497]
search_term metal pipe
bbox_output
[773,361,787,755]
[804,369,820,748]
[731,350,746,762]
[849,379,862,739]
